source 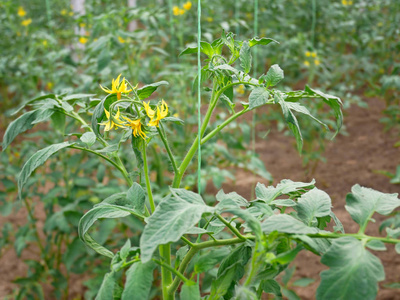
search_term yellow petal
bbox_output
[100,84,113,94]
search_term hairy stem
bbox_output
[142,142,155,213]
[157,125,179,176]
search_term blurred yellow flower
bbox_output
[173,6,180,16]
[122,117,146,139]
[183,1,192,10]
[79,36,88,44]
[100,109,125,131]
[236,85,245,94]
[61,9,67,16]
[80,23,86,28]
[69,11,74,16]
[18,6,27,17]
[179,8,185,15]
[314,59,320,66]
[173,113,179,118]
[377,22,383,27]
[206,17,213,22]
[42,40,48,46]
[342,0,353,5]
[21,19,32,26]
[118,36,126,43]
[304,61,310,67]
[311,52,317,58]
[305,51,311,57]
[100,74,133,100]
[144,100,168,127]
[47,82,53,90]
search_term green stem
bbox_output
[160,244,174,300]
[142,142,155,213]
[153,259,190,284]
[157,125,179,176]
[216,214,247,240]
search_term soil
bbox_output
[1,96,399,299]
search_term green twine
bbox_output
[197,0,202,193]
[311,0,316,47]
[251,0,258,157]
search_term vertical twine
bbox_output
[311,0,316,48]
[197,0,202,193]
[251,0,259,165]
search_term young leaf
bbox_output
[264,64,284,87]
[239,41,252,74]
[137,81,169,100]
[140,189,215,262]
[295,188,332,226]
[249,87,270,110]
[262,214,319,234]
[126,182,146,215]
[18,142,73,199]
[286,102,328,129]
[317,237,385,300]
[255,179,315,203]
[261,279,283,298]
[121,261,155,300]
[80,132,96,147]
[249,37,279,48]
[345,184,400,231]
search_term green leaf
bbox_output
[97,49,111,72]
[79,204,143,258]
[276,92,303,153]
[249,37,279,48]
[2,109,54,150]
[273,245,303,264]
[140,189,215,262]
[262,214,319,234]
[121,261,155,300]
[80,132,96,147]
[62,93,96,101]
[97,144,119,153]
[317,237,385,300]
[395,243,400,254]
[179,46,198,57]
[126,182,146,215]
[264,64,284,87]
[216,189,249,210]
[286,102,328,129]
[261,279,282,297]
[180,282,201,300]
[345,184,400,231]
[227,208,262,240]
[239,41,252,74]
[255,179,315,204]
[295,188,332,226]
[137,81,169,100]
[96,272,116,300]
[91,95,114,137]
[194,248,230,273]
[51,111,66,134]
[292,278,315,287]
[18,142,73,199]
[120,239,131,261]
[304,86,343,136]
[210,264,238,300]
[249,87,270,110]
[366,240,387,251]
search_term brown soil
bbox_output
[1,97,399,299]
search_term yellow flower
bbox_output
[80,23,86,28]
[47,82,53,90]
[342,0,352,5]
[236,85,245,94]
[118,36,126,43]
[69,11,74,16]
[179,8,185,15]
[314,59,320,66]
[21,19,32,26]
[173,6,180,16]
[143,100,168,127]
[305,51,311,57]
[183,1,192,10]
[173,113,179,118]
[18,6,27,17]
[100,74,133,100]
[61,9,67,16]
[79,36,88,44]
[42,40,48,46]
[311,52,317,58]
[304,61,310,67]
[99,108,125,131]
[206,17,213,22]
[122,116,146,139]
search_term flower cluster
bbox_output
[173,1,192,16]
[18,6,32,27]
[99,75,169,139]
[341,0,353,5]
[304,51,320,67]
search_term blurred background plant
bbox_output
[1,0,399,298]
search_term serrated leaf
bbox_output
[97,144,119,153]
[262,214,319,234]
[96,272,116,300]
[249,87,270,110]
[295,188,332,226]
[286,102,328,129]
[366,240,387,251]
[249,37,279,47]
[261,279,282,297]
[255,179,315,203]
[317,237,385,300]
[216,189,249,210]
[137,81,169,100]
[80,132,96,147]
[121,261,155,300]
[18,142,73,199]
[2,109,54,150]
[264,64,284,87]
[345,184,400,231]
[180,282,201,300]
[239,41,252,74]
[120,239,131,261]
[140,189,215,262]
[126,182,146,215]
